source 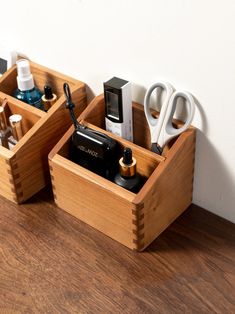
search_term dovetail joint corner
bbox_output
[8,158,23,202]
[132,203,145,251]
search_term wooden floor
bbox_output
[0,187,235,314]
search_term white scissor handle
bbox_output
[157,90,195,148]
[144,81,174,144]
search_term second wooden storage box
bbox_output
[49,94,196,251]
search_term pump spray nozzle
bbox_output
[63,83,80,130]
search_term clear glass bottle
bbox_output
[14,59,44,111]
[7,114,23,150]
[0,106,11,148]
[114,147,143,193]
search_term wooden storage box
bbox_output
[0,61,87,203]
[49,94,196,251]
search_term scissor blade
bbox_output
[151,143,163,155]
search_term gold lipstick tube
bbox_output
[9,114,23,141]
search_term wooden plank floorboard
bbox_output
[0,186,235,313]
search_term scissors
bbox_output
[144,81,195,155]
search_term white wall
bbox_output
[1,0,235,222]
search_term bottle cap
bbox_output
[41,85,58,111]
[16,59,34,91]
[9,114,23,141]
[44,85,53,100]
[119,148,137,177]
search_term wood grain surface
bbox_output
[0,188,235,313]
